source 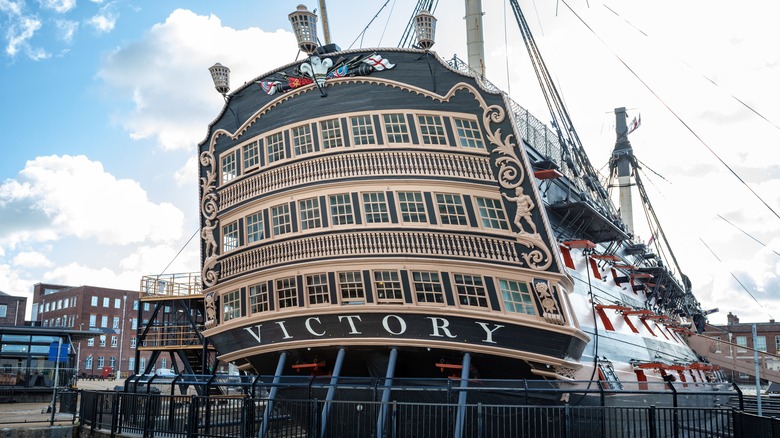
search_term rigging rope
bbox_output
[602,3,780,132]
[348,0,392,49]
[716,214,780,259]
[699,237,775,320]
[560,0,780,224]
[158,226,200,277]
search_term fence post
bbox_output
[187,396,197,438]
[391,400,398,438]
[91,393,98,432]
[310,398,320,438]
[564,404,571,438]
[733,382,744,411]
[648,405,656,438]
[110,392,119,438]
[666,381,679,438]
[477,403,483,438]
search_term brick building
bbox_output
[701,312,780,382]
[31,283,156,379]
[0,290,26,326]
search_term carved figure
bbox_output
[502,187,538,235]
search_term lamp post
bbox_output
[288,4,318,55]
[117,295,127,382]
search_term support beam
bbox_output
[260,352,287,438]
[320,347,346,438]
[453,352,471,438]
[377,348,399,436]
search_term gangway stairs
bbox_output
[689,334,780,384]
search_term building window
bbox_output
[222,290,242,322]
[383,113,410,143]
[475,197,509,230]
[756,336,767,352]
[131,318,137,330]
[338,272,364,304]
[266,132,286,163]
[130,337,136,348]
[85,356,93,369]
[363,192,389,223]
[57,300,62,309]
[453,274,488,308]
[736,335,747,353]
[299,197,322,230]
[112,317,120,329]
[89,314,96,327]
[111,336,118,348]
[108,357,115,368]
[101,316,108,328]
[161,358,167,369]
[99,335,106,347]
[72,297,77,307]
[91,296,98,306]
[351,115,376,145]
[55,317,61,326]
[306,273,330,305]
[271,204,292,236]
[453,118,484,149]
[103,297,109,307]
[249,283,269,314]
[133,300,138,310]
[320,118,343,149]
[292,124,314,156]
[243,140,260,170]
[411,271,444,304]
[417,114,447,145]
[113,298,119,309]
[398,191,427,223]
[222,221,239,252]
[221,153,237,183]
[128,357,135,371]
[98,356,105,368]
[246,212,264,243]
[87,338,94,347]
[43,320,49,327]
[329,194,354,225]
[276,277,298,309]
[44,302,50,312]
[139,358,146,372]
[499,279,536,315]
[435,193,468,225]
[373,271,403,304]
[776,336,780,353]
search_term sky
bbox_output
[0,0,778,325]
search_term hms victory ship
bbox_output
[188,1,726,405]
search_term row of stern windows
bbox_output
[221,191,511,253]
[220,270,544,323]
[220,112,487,184]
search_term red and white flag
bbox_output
[363,54,395,71]
[628,114,641,134]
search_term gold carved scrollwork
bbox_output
[533,280,565,325]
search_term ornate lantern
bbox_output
[208,62,231,96]
[414,10,436,50]
[289,4,318,55]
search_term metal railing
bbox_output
[0,390,78,426]
[140,272,202,297]
[78,390,742,438]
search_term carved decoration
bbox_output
[199,78,554,282]
[204,292,217,329]
[554,365,579,380]
[534,279,565,325]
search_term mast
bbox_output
[610,107,636,235]
[465,0,486,77]
[318,0,332,45]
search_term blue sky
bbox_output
[1,0,779,325]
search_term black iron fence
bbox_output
[80,379,760,438]
[0,389,78,426]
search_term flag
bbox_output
[288,76,313,89]
[362,54,395,71]
[328,65,349,78]
[647,230,658,246]
[259,81,282,95]
[628,114,641,134]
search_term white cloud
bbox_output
[174,155,198,187]
[5,16,47,59]
[12,250,53,268]
[56,19,78,44]
[88,13,115,33]
[0,0,22,15]
[97,8,298,151]
[0,154,185,247]
[0,262,35,302]
[38,0,75,14]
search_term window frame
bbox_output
[329,193,355,226]
[222,221,240,253]
[350,115,376,145]
[305,273,330,306]
[292,124,314,156]
[319,118,344,149]
[276,277,298,309]
[435,193,468,226]
[475,196,510,230]
[453,273,489,309]
[299,197,322,231]
[338,271,365,305]
[453,117,485,149]
[222,289,242,322]
[411,271,445,305]
[271,203,292,236]
[266,131,286,164]
[498,279,537,315]
[362,192,390,224]
[397,191,427,223]
[373,270,404,304]
[417,114,448,145]
[221,152,237,183]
